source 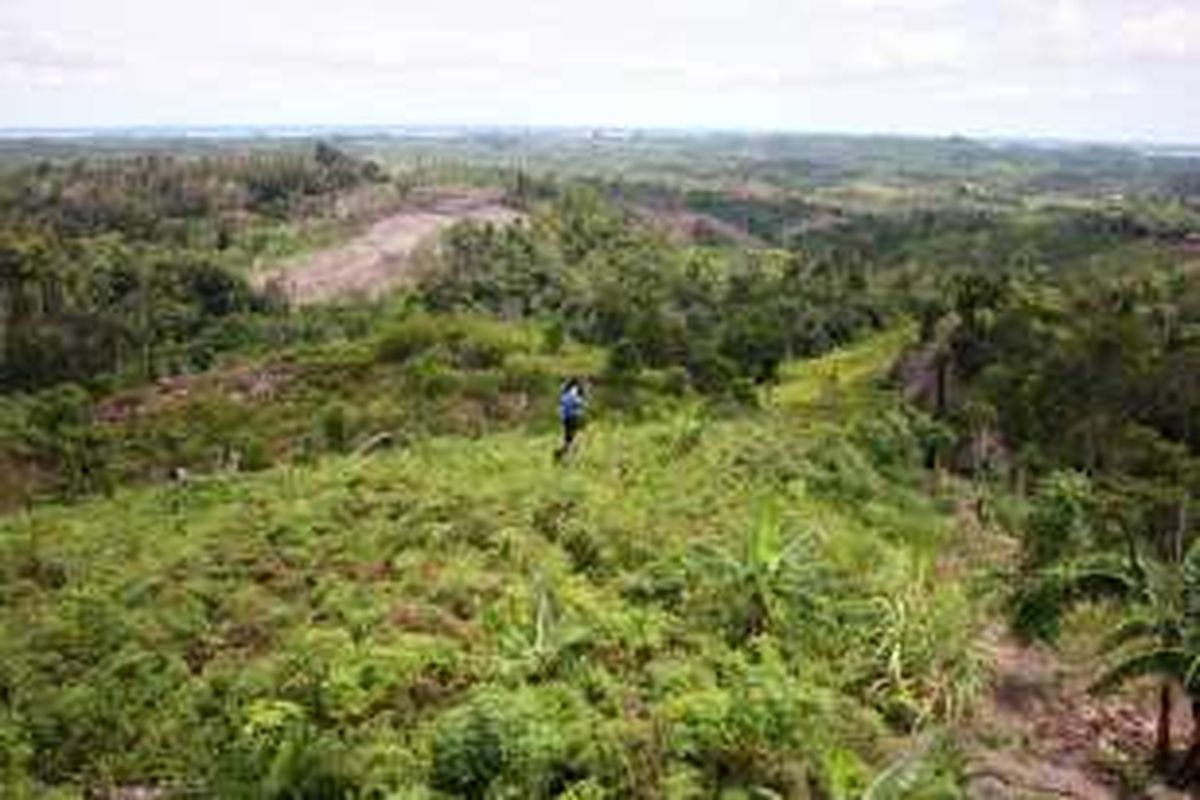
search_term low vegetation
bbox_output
[1,331,982,798]
[1,130,1199,796]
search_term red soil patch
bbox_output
[966,627,1152,798]
[635,207,768,248]
[94,362,295,424]
[254,187,519,304]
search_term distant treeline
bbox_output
[934,261,1200,540]
[424,186,891,397]
[0,143,387,392]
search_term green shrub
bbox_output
[403,353,458,399]
[605,339,643,381]
[662,366,689,397]
[459,372,504,405]
[430,696,509,798]
[855,410,923,472]
[377,314,443,364]
[686,347,738,396]
[445,315,522,370]
[430,686,607,798]
[0,718,34,797]
[500,364,555,397]
[214,700,357,800]
[378,313,523,371]
[542,318,567,354]
[318,403,353,453]
[1025,470,1094,567]
[238,435,273,472]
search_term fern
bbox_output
[862,734,942,800]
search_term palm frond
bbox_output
[862,733,939,800]
[1184,653,1200,692]
[1054,557,1138,599]
[1090,647,1189,695]
[1183,540,1200,652]
[1099,612,1173,654]
[1012,554,1137,643]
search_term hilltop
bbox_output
[1,330,992,797]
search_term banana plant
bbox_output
[1013,540,1200,772]
[688,502,831,644]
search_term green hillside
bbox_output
[0,329,982,798]
[4,133,1198,798]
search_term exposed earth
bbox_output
[952,504,1185,799]
[254,187,518,304]
[966,627,1148,799]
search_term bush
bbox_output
[430,686,606,798]
[446,316,520,370]
[1025,471,1094,567]
[661,366,689,397]
[854,409,925,473]
[605,339,643,381]
[685,346,739,396]
[377,314,442,364]
[431,697,509,798]
[0,719,34,796]
[378,313,523,370]
[237,435,273,472]
[214,700,357,800]
[318,404,353,453]
[403,353,458,400]
[542,318,567,354]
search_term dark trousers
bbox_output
[556,415,582,461]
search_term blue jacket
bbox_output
[560,386,584,421]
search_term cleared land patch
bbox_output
[255,188,518,304]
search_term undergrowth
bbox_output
[0,329,982,798]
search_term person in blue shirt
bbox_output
[555,377,586,462]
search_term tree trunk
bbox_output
[1178,496,1190,564]
[935,355,948,417]
[1156,682,1173,768]
[1179,696,1200,780]
[744,590,768,641]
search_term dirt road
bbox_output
[255,188,518,304]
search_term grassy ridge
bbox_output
[0,329,981,798]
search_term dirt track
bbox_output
[255,188,518,304]
[949,494,1182,799]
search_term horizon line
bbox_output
[0,123,1198,151]
[0,122,1195,149]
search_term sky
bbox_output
[1,0,1198,143]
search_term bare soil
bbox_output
[955,497,1184,799]
[965,626,1155,798]
[254,188,518,304]
[635,206,769,248]
[94,362,296,424]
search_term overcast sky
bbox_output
[1,0,1198,142]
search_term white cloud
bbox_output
[0,0,1195,141]
[848,27,971,71]
[0,29,116,70]
[1123,4,1200,59]
[836,0,961,9]
[1043,0,1094,60]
